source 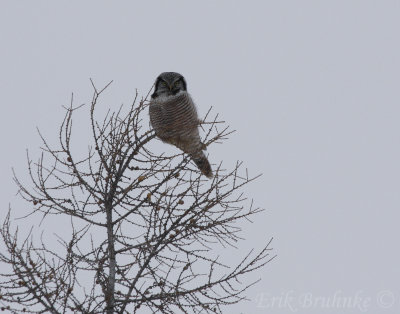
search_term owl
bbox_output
[149,72,213,178]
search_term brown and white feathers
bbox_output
[149,72,212,178]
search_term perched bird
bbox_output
[149,72,212,178]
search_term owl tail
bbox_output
[191,152,213,178]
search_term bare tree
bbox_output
[0,81,274,313]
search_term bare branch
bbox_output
[0,82,274,313]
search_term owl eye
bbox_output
[174,81,180,87]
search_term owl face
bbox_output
[151,72,187,99]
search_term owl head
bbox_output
[151,72,187,99]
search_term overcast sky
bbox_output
[1,1,399,313]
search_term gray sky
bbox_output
[1,1,399,313]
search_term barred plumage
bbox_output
[149,72,212,178]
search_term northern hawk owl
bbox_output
[149,72,212,178]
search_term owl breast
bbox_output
[149,92,199,143]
